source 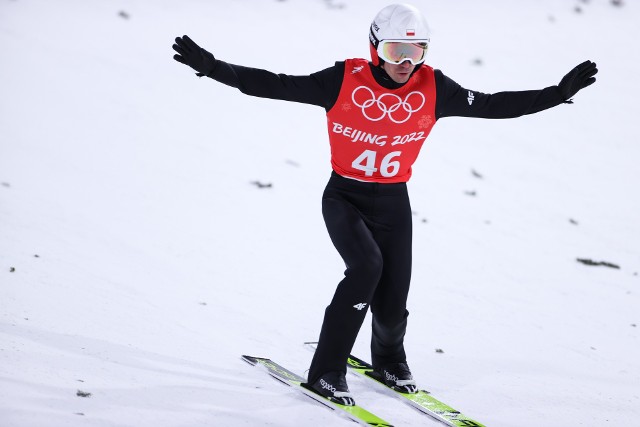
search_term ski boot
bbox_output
[374,362,418,394]
[304,371,356,406]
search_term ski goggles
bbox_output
[377,40,429,65]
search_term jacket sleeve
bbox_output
[434,70,566,120]
[207,60,344,111]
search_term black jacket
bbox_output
[207,60,565,120]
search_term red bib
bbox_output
[326,58,436,183]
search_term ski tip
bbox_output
[303,342,319,351]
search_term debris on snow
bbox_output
[250,181,273,189]
[576,258,620,269]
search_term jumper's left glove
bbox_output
[557,60,598,103]
[172,35,217,77]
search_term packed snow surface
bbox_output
[1,0,639,426]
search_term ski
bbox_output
[241,355,394,427]
[304,343,486,427]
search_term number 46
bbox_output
[352,150,402,177]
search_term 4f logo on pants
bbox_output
[353,303,368,311]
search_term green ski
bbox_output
[304,342,487,427]
[242,355,394,426]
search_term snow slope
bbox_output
[1,0,639,426]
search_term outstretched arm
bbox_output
[172,35,343,110]
[435,61,598,120]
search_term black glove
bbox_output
[172,35,217,77]
[557,60,598,103]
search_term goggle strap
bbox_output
[369,26,380,48]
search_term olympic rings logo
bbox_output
[351,86,425,124]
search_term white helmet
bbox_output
[369,4,431,66]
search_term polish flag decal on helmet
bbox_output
[406,29,415,36]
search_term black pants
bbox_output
[307,172,413,384]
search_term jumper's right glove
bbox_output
[172,35,217,77]
[557,60,598,103]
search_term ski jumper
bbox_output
[307,59,437,382]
